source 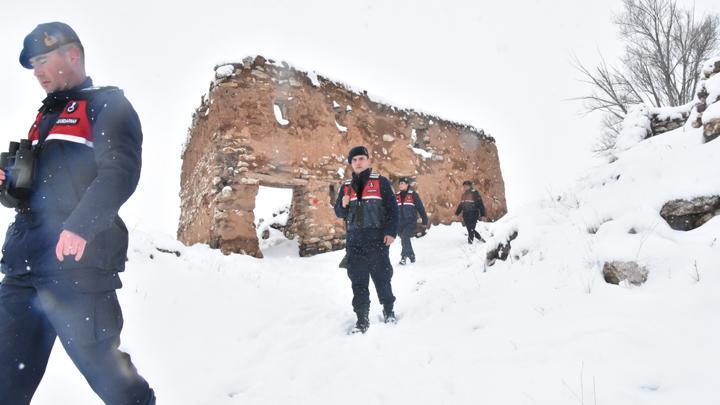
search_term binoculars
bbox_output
[0,140,35,208]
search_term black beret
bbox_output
[20,22,82,69]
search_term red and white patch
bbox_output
[396,192,416,206]
[346,179,383,201]
[28,100,93,148]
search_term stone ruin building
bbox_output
[179,56,507,257]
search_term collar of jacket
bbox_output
[40,76,93,111]
[351,167,372,197]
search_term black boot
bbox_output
[409,255,416,263]
[351,310,370,334]
[474,231,484,243]
[383,304,397,324]
[399,256,407,265]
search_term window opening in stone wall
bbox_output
[411,128,433,159]
[254,186,297,257]
[273,102,290,126]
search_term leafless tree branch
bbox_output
[574,0,720,147]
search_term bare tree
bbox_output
[574,0,720,151]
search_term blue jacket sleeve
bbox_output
[334,183,348,219]
[62,91,142,242]
[381,177,399,238]
[415,193,429,225]
[455,200,463,216]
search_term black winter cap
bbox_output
[398,177,410,184]
[463,180,473,186]
[347,146,369,164]
[19,22,82,69]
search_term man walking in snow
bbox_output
[0,22,155,404]
[455,180,486,244]
[396,177,428,265]
[335,146,399,333]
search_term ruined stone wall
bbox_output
[690,57,720,143]
[179,56,507,257]
[650,108,690,136]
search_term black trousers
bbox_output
[398,221,416,259]
[463,212,484,242]
[0,274,155,405]
[346,245,396,314]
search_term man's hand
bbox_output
[55,230,87,262]
[342,195,350,208]
[0,169,5,186]
[384,235,395,246]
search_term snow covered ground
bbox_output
[29,221,720,404]
[5,108,719,405]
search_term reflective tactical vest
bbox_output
[343,172,385,230]
[396,190,417,220]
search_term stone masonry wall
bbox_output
[179,56,507,257]
[690,57,720,143]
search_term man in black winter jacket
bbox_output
[0,22,155,405]
[334,146,399,334]
[455,180,486,244]
[396,177,428,265]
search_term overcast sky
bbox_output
[1,0,717,235]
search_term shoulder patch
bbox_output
[66,101,78,113]
[79,85,122,94]
[76,86,123,102]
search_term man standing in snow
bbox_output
[396,177,428,265]
[0,22,155,404]
[335,146,399,333]
[455,180,486,244]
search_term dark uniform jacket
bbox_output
[455,188,486,217]
[396,189,428,225]
[1,77,142,277]
[334,169,399,247]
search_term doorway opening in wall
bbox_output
[254,186,298,258]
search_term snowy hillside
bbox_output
[9,57,720,404]
[485,120,719,287]
[26,116,720,403]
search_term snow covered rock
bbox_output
[486,230,517,266]
[602,261,648,286]
[660,196,720,231]
[649,104,691,134]
[689,56,720,142]
[615,104,652,151]
[214,64,235,80]
[616,104,691,152]
[705,112,720,142]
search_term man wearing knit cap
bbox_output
[455,180,486,244]
[395,177,428,265]
[0,22,155,404]
[335,146,399,333]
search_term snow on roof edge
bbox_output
[211,55,494,143]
